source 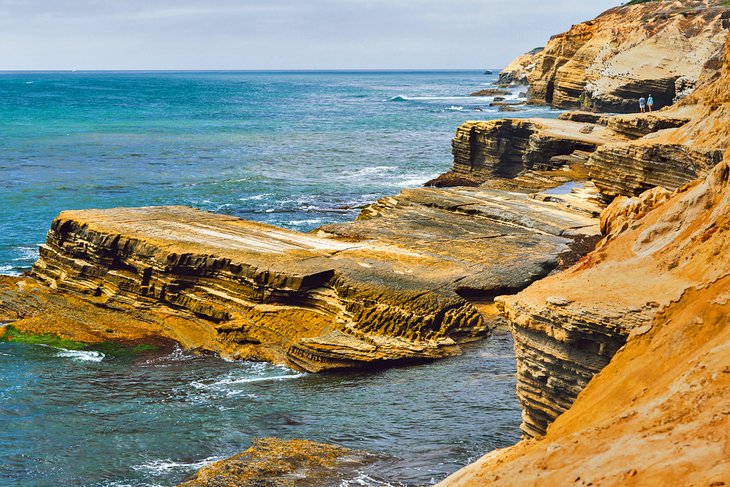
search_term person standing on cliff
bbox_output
[647,94,654,112]
[639,96,646,113]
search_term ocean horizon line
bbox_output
[0,68,500,74]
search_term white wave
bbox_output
[380,171,441,189]
[340,472,394,486]
[239,193,271,201]
[338,165,397,180]
[353,165,396,176]
[132,455,223,475]
[289,218,323,226]
[191,372,305,390]
[445,105,464,111]
[56,349,105,362]
[12,245,39,262]
[390,95,478,101]
[141,345,195,367]
[0,265,21,276]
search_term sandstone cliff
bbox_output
[439,157,730,486]
[428,118,625,187]
[501,0,730,112]
[498,47,543,85]
[439,23,730,487]
[587,26,730,197]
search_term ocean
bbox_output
[0,70,558,486]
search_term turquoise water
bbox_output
[0,71,558,486]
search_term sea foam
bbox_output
[56,349,105,362]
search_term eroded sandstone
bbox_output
[439,159,730,483]
[428,118,625,187]
[585,27,730,198]
[1,184,602,372]
[501,0,730,112]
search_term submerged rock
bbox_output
[179,438,378,487]
[470,88,509,97]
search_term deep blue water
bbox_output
[0,71,558,486]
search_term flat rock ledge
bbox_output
[2,184,601,372]
[178,438,378,487]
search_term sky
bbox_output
[0,0,620,70]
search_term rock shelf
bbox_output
[2,185,602,372]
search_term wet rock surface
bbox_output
[179,438,378,487]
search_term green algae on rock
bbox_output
[178,438,379,487]
[1,324,161,358]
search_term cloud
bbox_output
[0,0,620,69]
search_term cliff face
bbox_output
[439,27,730,487]
[499,32,730,430]
[429,118,626,187]
[441,269,730,486]
[497,152,730,438]
[498,47,543,85]
[587,28,730,197]
[505,0,730,112]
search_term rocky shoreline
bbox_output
[0,156,601,372]
[3,1,730,485]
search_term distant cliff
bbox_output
[500,0,730,112]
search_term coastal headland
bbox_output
[2,0,730,485]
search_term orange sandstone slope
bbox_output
[438,51,730,487]
[663,22,730,151]
[439,274,730,486]
[585,29,730,198]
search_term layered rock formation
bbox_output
[1,185,601,372]
[587,28,730,197]
[588,141,724,197]
[497,47,543,85]
[429,118,625,187]
[179,438,377,487]
[439,25,730,487]
[501,0,730,112]
[493,33,730,435]
[439,156,730,486]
